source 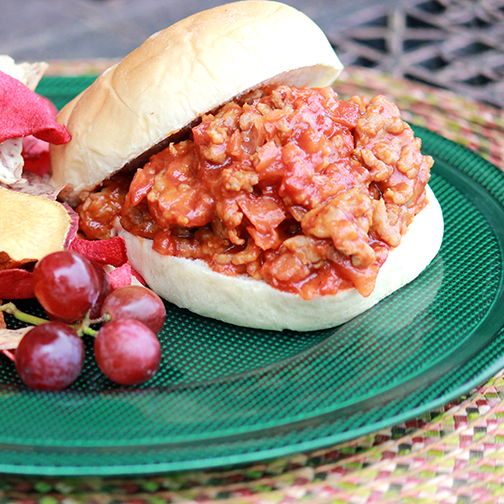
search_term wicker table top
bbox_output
[2,62,504,504]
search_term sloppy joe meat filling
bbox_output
[77,86,433,300]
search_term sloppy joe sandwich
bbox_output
[50,1,444,331]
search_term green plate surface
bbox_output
[0,77,503,476]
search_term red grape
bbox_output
[33,251,100,322]
[94,318,161,386]
[100,286,166,334]
[15,322,85,390]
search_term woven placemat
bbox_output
[2,64,504,503]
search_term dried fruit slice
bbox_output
[69,236,128,267]
[0,268,35,298]
[0,70,70,145]
[0,326,30,351]
[0,186,76,269]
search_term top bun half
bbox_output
[50,1,343,202]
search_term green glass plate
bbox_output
[0,76,503,476]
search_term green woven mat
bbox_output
[2,65,504,503]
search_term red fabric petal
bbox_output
[69,236,129,267]
[0,269,34,299]
[0,71,70,144]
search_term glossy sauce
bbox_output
[77,86,432,300]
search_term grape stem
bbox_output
[0,302,48,326]
[0,302,101,337]
[76,311,98,338]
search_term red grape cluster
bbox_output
[15,250,166,390]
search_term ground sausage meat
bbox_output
[76,86,433,300]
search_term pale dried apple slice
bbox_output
[0,186,76,268]
[0,326,30,351]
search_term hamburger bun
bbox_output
[50,0,343,203]
[118,185,443,331]
[50,1,444,332]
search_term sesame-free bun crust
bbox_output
[50,1,343,202]
[118,186,443,332]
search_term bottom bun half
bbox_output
[119,185,444,332]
